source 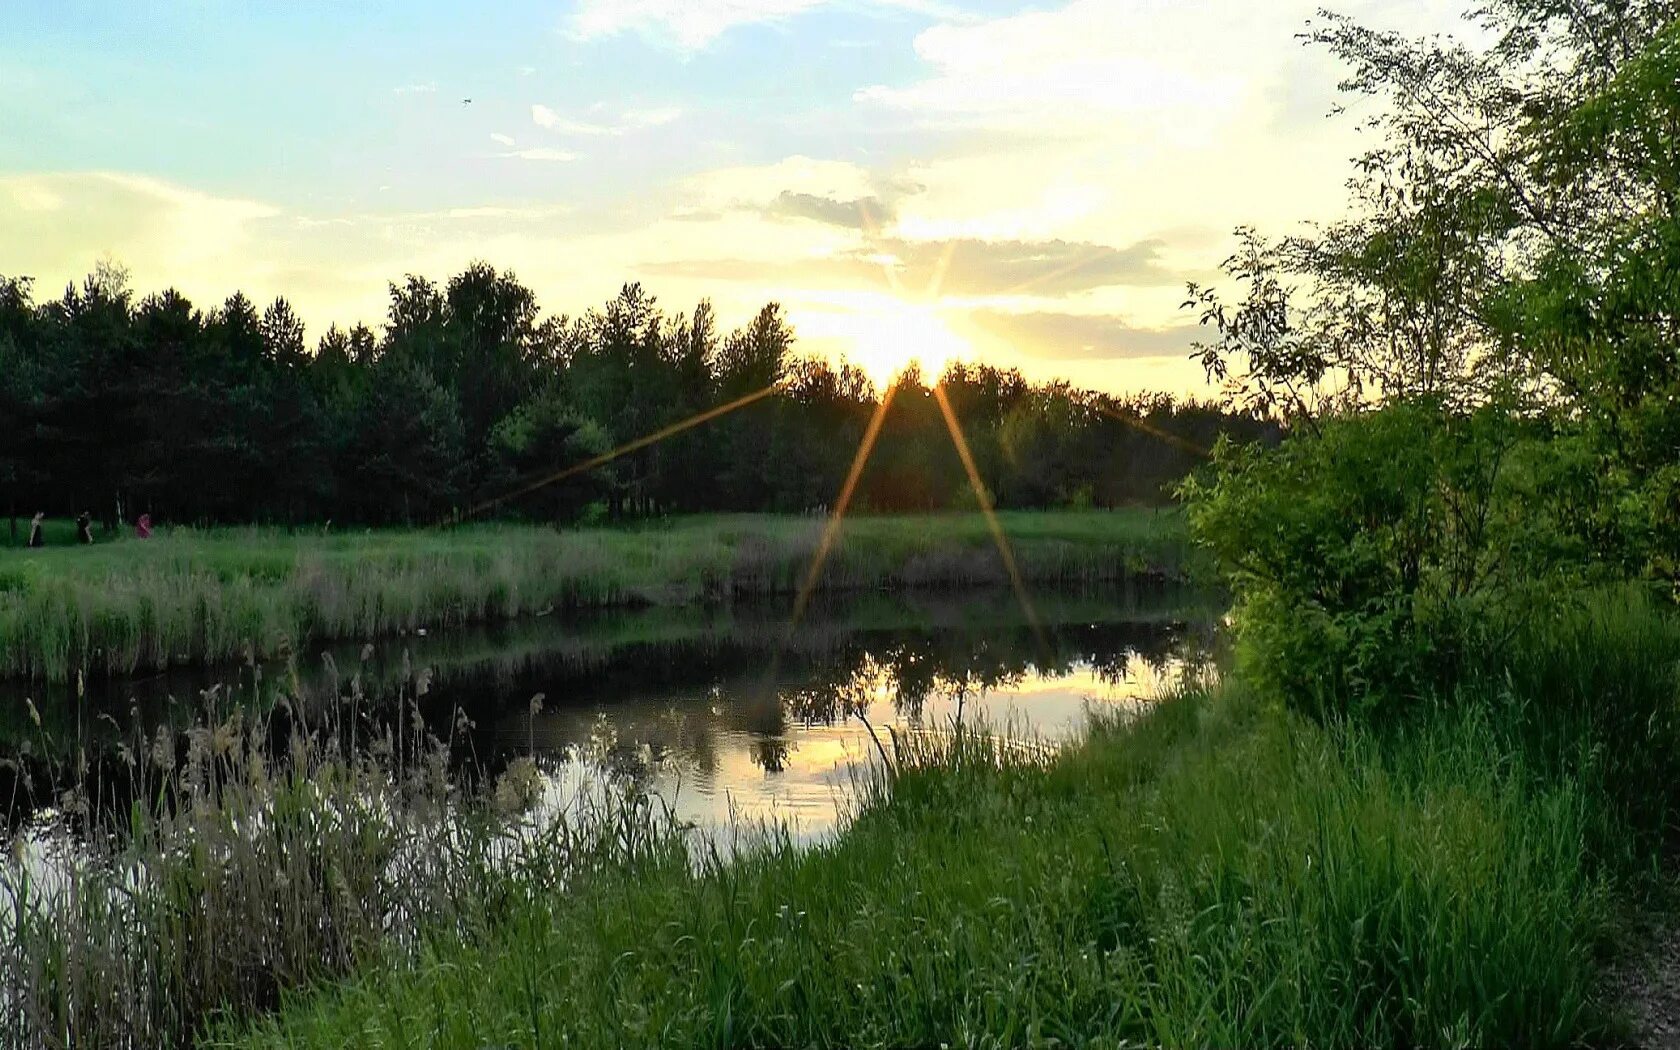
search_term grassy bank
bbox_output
[196,592,1674,1050]
[8,588,1670,1047]
[0,510,1190,682]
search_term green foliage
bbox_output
[486,390,612,523]
[218,657,1660,1050]
[1469,587,1680,851]
[1183,0,1680,718]
[345,356,466,524]
[0,261,1271,528]
[0,511,1190,681]
[1185,400,1573,716]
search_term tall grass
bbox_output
[7,587,1666,1048]
[0,511,1191,682]
[1,677,685,1050]
[222,592,1680,1050]
[205,688,1615,1049]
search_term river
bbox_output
[1,582,1217,839]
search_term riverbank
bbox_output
[210,590,1674,1049]
[0,510,1191,682]
[5,590,1672,1046]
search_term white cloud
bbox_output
[499,147,580,162]
[568,0,961,50]
[856,0,1473,141]
[684,156,880,211]
[855,1,1267,142]
[856,0,1477,262]
[0,172,608,341]
[490,132,517,146]
[392,82,437,95]
[0,172,278,274]
[532,102,682,136]
[622,106,683,128]
[571,0,828,49]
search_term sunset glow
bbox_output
[0,0,1471,397]
[832,301,970,389]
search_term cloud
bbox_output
[681,158,925,235]
[568,0,961,50]
[0,171,620,340]
[571,0,826,48]
[857,0,1479,142]
[854,0,1254,141]
[313,205,574,225]
[765,191,894,230]
[531,102,682,136]
[687,156,878,207]
[0,170,1217,393]
[966,310,1201,361]
[497,147,580,162]
[879,237,1178,296]
[489,132,517,146]
[392,82,437,95]
[0,173,279,282]
[644,236,1178,297]
[622,106,683,128]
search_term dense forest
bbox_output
[0,269,1270,532]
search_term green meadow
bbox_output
[0,510,1190,682]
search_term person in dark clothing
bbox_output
[75,512,93,545]
[27,512,44,548]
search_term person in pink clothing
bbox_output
[135,513,152,539]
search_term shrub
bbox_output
[1182,399,1581,717]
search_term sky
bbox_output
[0,0,1474,395]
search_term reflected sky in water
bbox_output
[576,660,1186,838]
[2,585,1216,836]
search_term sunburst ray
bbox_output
[932,383,1046,650]
[788,381,900,634]
[1094,403,1213,460]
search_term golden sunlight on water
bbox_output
[534,657,1185,843]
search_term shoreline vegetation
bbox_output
[0,510,1192,682]
[8,0,1680,1045]
[7,590,1672,1048]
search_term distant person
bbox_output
[135,513,152,540]
[75,512,93,545]
[27,512,44,548]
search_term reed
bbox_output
[7,589,1667,1049]
[0,511,1191,682]
[221,594,1677,1049]
[0,673,685,1050]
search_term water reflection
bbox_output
[572,659,1191,838]
[1,584,1216,837]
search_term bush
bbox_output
[1182,399,1582,718]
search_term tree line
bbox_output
[0,264,1272,534]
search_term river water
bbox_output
[1,583,1216,839]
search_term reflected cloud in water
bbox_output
[2,586,1217,838]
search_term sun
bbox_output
[834,301,971,390]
